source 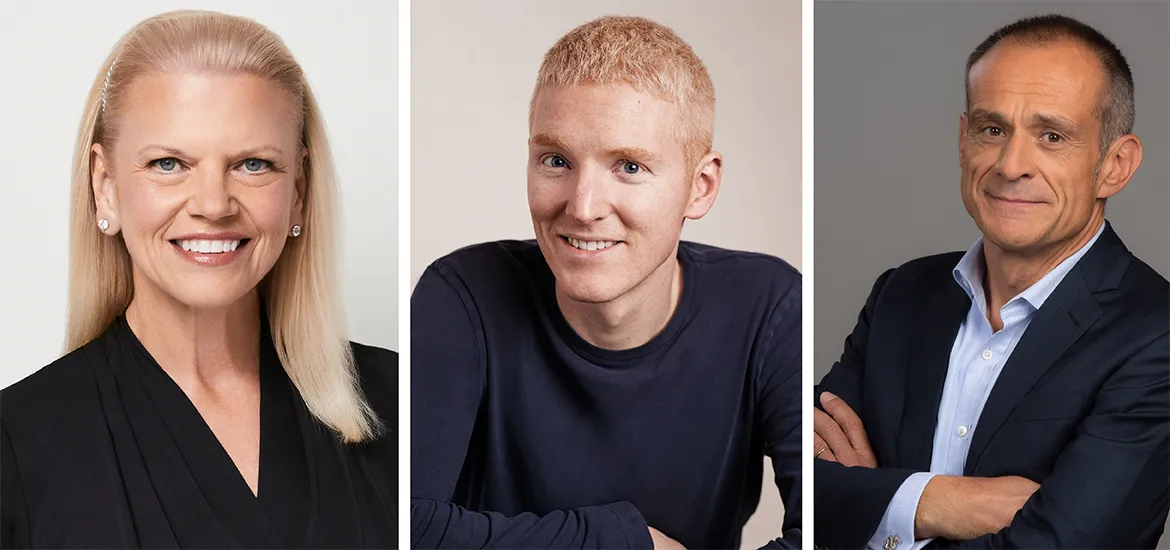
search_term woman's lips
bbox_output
[170,238,250,266]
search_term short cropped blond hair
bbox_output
[69,10,380,443]
[531,16,716,168]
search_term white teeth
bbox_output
[566,237,617,251]
[178,239,241,254]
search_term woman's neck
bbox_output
[124,279,261,390]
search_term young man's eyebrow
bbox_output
[529,134,571,150]
[607,147,661,165]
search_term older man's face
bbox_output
[959,39,1112,257]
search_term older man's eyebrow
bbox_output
[968,109,1012,129]
[968,109,1082,137]
[1031,113,1079,135]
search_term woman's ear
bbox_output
[91,143,121,234]
[291,149,308,226]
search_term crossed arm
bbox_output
[814,271,1170,549]
[813,394,1038,544]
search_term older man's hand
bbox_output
[813,392,878,468]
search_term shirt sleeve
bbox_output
[868,472,937,550]
[410,263,652,549]
[756,276,803,549]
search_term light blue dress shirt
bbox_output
[866,223,1105,550]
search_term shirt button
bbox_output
[957,425,969,437]
[884,534,901,550]
[981,348,993,360]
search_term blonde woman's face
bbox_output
[92,73,304,310]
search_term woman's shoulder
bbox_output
[1,342,108,466]
[2,344,101,419]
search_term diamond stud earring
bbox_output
[290,224,302,237]
[97,219,110,232]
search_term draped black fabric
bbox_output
[1,316,398,549]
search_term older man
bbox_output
[814,14,1169,549]
[411,16,801,550]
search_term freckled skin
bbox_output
[92,73,305,310]
[959,39,1112,262]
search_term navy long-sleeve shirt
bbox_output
[411,240,802,549]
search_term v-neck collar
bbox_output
[87,313,390,548]
[112,314,293,548]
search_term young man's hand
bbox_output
[649,527,687,549]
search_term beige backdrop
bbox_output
[412,1,802,547]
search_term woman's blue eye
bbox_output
[622,161,641,174]
[154,158,179,172]
[242,158,268,172]
[542,155,567,168]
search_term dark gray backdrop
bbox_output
[815,1,1170,545]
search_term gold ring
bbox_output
[815,447,828,458]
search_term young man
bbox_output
[814,15,1169,549]
[411,16,802,550]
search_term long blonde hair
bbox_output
[66,10,380,443]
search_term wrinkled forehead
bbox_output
[967,39,1106,117]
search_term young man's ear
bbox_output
[684,151,723,221]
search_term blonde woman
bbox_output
[0,11,396,549]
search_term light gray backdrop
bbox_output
[815,1,1170,546]
[0,1,399,389]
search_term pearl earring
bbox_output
[290,224,302,237]
[97,219,109,232]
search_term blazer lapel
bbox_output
[963,223,1129,474]
[897,274,970,471]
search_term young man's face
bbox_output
[527,82,701,304]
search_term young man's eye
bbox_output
[542,155,568,168]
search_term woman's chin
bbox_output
[156,285,260,312]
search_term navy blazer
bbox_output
[814,223,1169,549]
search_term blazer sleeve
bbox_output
[756,280,802,549]
[813,269,922,549]
[1,422,29,549]
[410,264,654,549]
[925,332,1170,549]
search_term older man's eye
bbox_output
[1042,132,1064,144]
[621,161,642,175]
